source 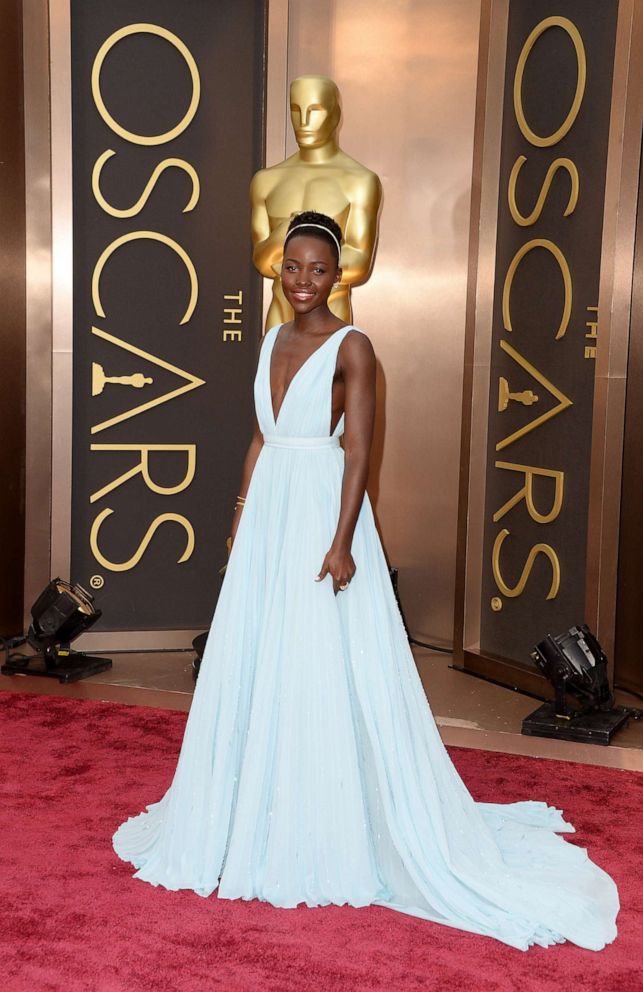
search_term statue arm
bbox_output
[340,173,383,286]
[250,172,289,278]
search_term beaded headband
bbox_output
[284,222,342,259]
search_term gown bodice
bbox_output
[254,323,359,439]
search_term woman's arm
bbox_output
[315,331,376,594]
[229,335,268,547]
[229,416,264,547]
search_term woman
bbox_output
[113,211,619,952]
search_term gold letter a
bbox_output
[90,326,206,435]
[496,339,572,451]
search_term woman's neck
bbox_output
[292,305,336,336]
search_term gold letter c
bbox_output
[92,231,198,325]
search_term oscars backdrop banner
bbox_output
[70,1,265,630]
[479,0,619,665]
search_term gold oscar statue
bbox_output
[250,75,382,330]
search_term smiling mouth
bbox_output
[291,290,316,301]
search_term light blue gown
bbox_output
[113,323,619,952]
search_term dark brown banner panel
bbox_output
[614,141,643,697]
[70,2,266,631]
[477,1,619,679]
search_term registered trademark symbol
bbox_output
[491,596,503,612]
[90,574,104,589]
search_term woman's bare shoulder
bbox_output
[256,324,280,354]
[340,326,376,368]
[345,325,374,348]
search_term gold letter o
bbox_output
[91,23,201,146]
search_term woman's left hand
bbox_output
[315,543,356,595]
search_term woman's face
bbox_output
[280,235,340,315]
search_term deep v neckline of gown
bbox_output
[268,323,352,428]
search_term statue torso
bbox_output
[259,155,373,230]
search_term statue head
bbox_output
[289,75,341,150]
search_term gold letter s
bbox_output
[90,509,195,571]
[492,528,560,600]
[92,151,200,218]
[508,156,579,227]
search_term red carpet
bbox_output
[2,689,642,992]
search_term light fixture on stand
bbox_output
[522,623,640,745]
[1,578,111,684]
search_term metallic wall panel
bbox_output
[455,0,509,658]
[614,141,643,692]
[284,0,482,645]
[23,0,80,631]
[23,0,53,629]
[49,0,74,591]
[586,0,643,676]
[0,0,27,634]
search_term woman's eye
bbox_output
[285,264,296,271]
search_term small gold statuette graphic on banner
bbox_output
[92,363,153,396]
[250,75,382,330]
[498,376,538,412]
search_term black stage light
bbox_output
[1,578,112,684]
[521,622,639,745]
[192,631,208,681]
